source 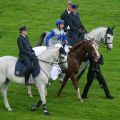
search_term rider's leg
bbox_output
[23,56,32,85]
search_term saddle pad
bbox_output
[15,60,25,77]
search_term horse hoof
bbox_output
[8,108,13,112]
[30,95,33,98]
[80,99,84,103]
[78,98,84,103]
[44,112,51,116]
[31,105,37,111]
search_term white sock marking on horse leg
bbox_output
[77,88,83,102]
[27,86,33,98]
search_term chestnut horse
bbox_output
[57,40,100,99]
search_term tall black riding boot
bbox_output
[25,73,30,86]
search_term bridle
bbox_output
[101,32,113,48]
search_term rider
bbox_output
[67,4,87,46]
[45,19,68,47]
[45,19,68,81]
[17,26,37,85]
[60,1,73,32]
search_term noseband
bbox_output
[104,34,113,45]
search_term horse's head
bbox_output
[103,26,115,50]
[58,46,68,68]
[59,47,67,57]
[84,40,100,62]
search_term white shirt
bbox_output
[67,9,71,30]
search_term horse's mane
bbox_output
[71,41,86,51]
[70,40,94,52]
[71,40,94,51]
[88,26,107,35]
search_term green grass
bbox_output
[0,0,120,120]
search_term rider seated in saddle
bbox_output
[17,26,38,85]
[66,4,87,46]
[45,19,68,81]
[45,19,68,47]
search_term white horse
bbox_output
[0,46,67,115]
[76,26,115,81]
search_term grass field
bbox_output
[0,0,120,120]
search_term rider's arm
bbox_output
[45,30,55,47]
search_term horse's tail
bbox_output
[35,32,47,47]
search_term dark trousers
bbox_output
[67,32,79,46]
[22,55,33,83]
[82,70,111,97]
[67,32,84,46]
[23,55,32,72]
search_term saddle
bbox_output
[15,59,40,78]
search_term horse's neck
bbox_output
[70,47,85,65]
[85,27,107,46]
[38,47,59,60]
[38,48,59,73]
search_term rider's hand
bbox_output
[79,29,84,33]
[30,53,37,60]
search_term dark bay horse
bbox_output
[31,40,100,111]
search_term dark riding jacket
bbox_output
[17,35,35,59]
[67,12,86,45]
[60,9,71,32]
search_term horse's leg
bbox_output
[35,78,50,115]
[71,74,83,102]
[27,86,33,98]
[57,74,70,96]
[76,60,89,82]
[1,79,13,111]
[31,88,47,111]
[31,100,42,111]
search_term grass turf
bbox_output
[0,0,120,120]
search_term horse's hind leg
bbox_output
[57,75,70,96]
[1,79,12,111]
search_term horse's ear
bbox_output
[111,25,115,30]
